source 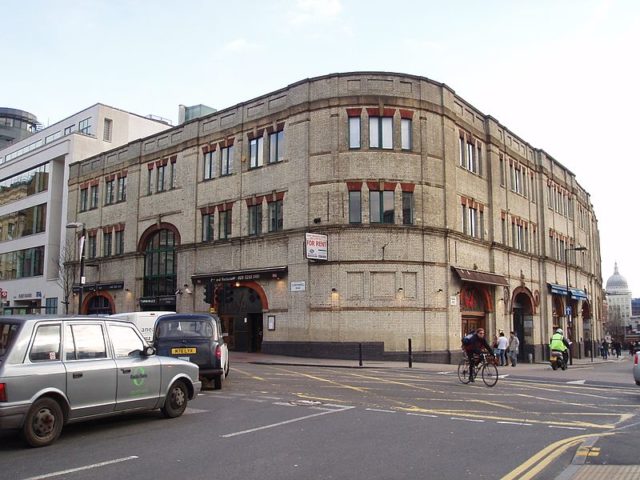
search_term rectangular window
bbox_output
[221,146,233,175]
[349,191,361,224]
[170,161,176,189]
[103,118,113,141]
[501,218,507,244]
[499,156,505,186]
[268,200,283,232]
[114,230,124,255]
[250,137,263,168]
[218,210,232,239]
[349,117,361,149]
[462,205,482,239]
[202,213,214,241]
[29,325,61,362]
[370,191,394,224]
[204,151,216,180]
[79,118,91,134]
[402,192,413,225]
[147,168,153,195]
[459,136,465,167]
[64,125,75,135]
[269,131,284,163]
[156,165,166,192]
[117,177,127,202]
[248,204,262,236]
[45,297,58,314]
[401,118,412,150]
[88,234,97,259]
[90,185,99,209]
[369,117,393,149]
[80,188,88,212]
[103,231,112,257]
[105,179,115,205]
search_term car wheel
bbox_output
[225,359,230,378]
[636,380,640,386]
[22,397,64,448]
[213,374,223,390]
[161,380,189,418]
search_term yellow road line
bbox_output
[229,366,265,381]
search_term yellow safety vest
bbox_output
[549,333,567,352]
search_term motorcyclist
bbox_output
[549,328,570,366]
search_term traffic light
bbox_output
[214,285,222,306]
[203,280,213,305]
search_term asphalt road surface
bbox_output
[1,356,638,480]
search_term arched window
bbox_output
[143,229,176,297]
[87,295,113,315]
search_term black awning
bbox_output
[191,266,288,283]
[452,267,509,286]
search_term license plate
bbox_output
[171,347,196,354]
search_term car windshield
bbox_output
[0,322,21,358]
[156,320,215,339]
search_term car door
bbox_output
[63,322,118,419]
[107,322,161,411]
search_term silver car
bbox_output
[0,315,201,447]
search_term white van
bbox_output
[110,311,175,342]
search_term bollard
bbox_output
[528,353,533,364]
[408,338,413,368]
[358,343,363,367]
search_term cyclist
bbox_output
[462,328,494,382]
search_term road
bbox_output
[1,355,638,480]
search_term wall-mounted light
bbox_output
[331,287,338,293]
[436,288,443,293]
[313,217,322,224]
[184,284,192,295]
[235,281,241,288]
[397,287,404,293]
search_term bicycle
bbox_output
[457,352,499,387]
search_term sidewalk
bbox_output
[230,350,627,372]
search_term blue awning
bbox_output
[548,284,588,300]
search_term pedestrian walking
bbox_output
[601,340,608,359]
[508,331,520,367]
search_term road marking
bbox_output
[549,425,587,431]
[497,421,532,426]
[366,408,396,413]
[269,366,369,393]
[451,417,485,423]
[20,456,139,480]
[566,380,586,385]
[407,412,438,418]
[221,406,354,438]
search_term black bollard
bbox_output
[408,338,413,368]
[359,343,363,367]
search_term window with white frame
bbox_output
[105,179,115,205]
[103,231,112,257]
[349,191,361,224]
[88,233,97,259]
[250,137,263,168]
[202,213,214,241]
[80,188,88,212]
[268,200,283,232]
[459,134,481,174]
[169,161,176,189]
[370,190,394,224]
[269,131,284,163]
[103,118,113,142]
[349,117,361,149]
[369,116,393,149]
[117,176,127,202]
[156,164,166,192]
[461,204,483,239]
[218,209,232,239]
[401,118,412,150]
[79,118,91,135]
[221,146,233,175]
[90,185,99,209]
[114,230,124,255]
[204,150,216,180]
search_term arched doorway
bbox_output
[138,225,178,312]
[511,288,534,362]
[215,282,265,352]
[85,293,114,315]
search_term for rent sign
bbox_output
[305,233,328,261]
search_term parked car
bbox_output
[154,313,229,389]
[110,311,175,342]
[634,352,640,386]
[0,315,201,447]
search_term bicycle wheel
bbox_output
[457,358,471,384]
[481,362,499,387]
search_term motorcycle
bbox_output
[550,350,567,370]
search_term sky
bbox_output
[3,0,639,294]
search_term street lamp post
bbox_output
[565,245,587,366]
[66,222,86,314]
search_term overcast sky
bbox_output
[3,0,639,294]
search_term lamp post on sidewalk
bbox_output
[66,222,85,314]
[565,245,587,366]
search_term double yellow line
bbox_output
[501,432,614,480]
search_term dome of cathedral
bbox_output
[606,263,629,292]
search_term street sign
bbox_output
[565,306,572,316]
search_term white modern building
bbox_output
[0,104,170,313]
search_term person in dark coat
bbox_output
[462,328,494,382]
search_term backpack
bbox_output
[462,333,474,346]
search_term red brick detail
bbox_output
[383,182,396,191]
[346,108,362,117]
[170,155,177,163]
[382,108,395,117]
[501,211,506,220]
[366,108,380,116]
[147,163,154,170]
[90,179,99,187]
[256,129,264,138]
[400,183,414,192]
[114,223,125,232]
[201,145,209,154]
[276,122,285,131]
[399,109,414,119]
[346,181,362,191]
[367,181,379,191]
[275,191,285,201]
[200,206,215,215]
[266,125,274,135]
[226,137,235,147]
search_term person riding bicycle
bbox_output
[462,328,494,382]
[549,328,570,366]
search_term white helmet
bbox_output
[556,328,563,334]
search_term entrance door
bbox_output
[462,317,482,337]
[217,285,263,352]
